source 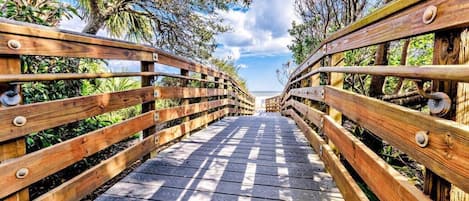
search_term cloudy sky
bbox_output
[60,0,299,92]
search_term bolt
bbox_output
[5,90,18,97]
[13,116,27,127]
[422,5,437,24]
[7,40,21,50]
[153,53,159,62]
[415,131,429,148]
[16,168,29,179]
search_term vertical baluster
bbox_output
[141,61,156,159]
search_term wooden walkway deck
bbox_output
[96,113,343,201]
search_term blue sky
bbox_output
[59,0,299,92]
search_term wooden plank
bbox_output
[327,0,469,54]
[324,86,469,191]
[0,33,153,61]
[155,87,227,99]
[289,99,324,127]
[0,112,154,198]
[289,0,469,79]
[453,28,469,201]
[157,99,230,123]
[157,109,228,145]
[287,110,369,201]
[0,55,29,201]
[34,131,158,201]
[0,71,226,84]
[289,86,324,102]
[0,18,155,52]
[328,53,344,124]
[158,55,227,80]
[141,61,156,159]
[323,115,430,201]
[318,65,469,83]
[0,86,154,142]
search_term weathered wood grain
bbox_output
[0,112,154,198]
[0,55,29,201]
[0,87,154,142]
[157,109,228,146]
[155,87,227,99]
[323,115,430,201]
[288,86,324,102]
[287,110,368,201]
[0,33,154,61]
[34,132,158,201]
[157,99,230,123]
[324,86,469,192]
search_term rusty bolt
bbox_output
[415,131,429,148]
[13,116,27,127]
[422,5,437,24]
[16,168,29,179]
[7,40,21,50]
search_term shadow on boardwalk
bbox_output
[96,113,343,201]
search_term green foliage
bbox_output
[77,0,250,61]
[0,0,76,26]
[211,58,248,90]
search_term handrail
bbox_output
[279,0,469,201]
[0,18,255,201]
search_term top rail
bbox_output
[288,0,469,81]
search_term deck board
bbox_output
[96,113,344,201]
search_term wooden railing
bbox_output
[280,0,469,201]
[0,19,254,200]
[265,95,280,112]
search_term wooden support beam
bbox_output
[324,86,469,192]
[141,61,156,159]
[0,55,28,201]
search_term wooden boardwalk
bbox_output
[96,113,343,201]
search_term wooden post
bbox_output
[0,55,29,201]
[327,53,344,155]
[180,69,190,133]
[141,61,156,159]
[425,29,464,201]
[201,74,208,128]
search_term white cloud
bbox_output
[214,0,300,60]
[237,64,248,69]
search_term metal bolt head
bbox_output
[7,39,21,50]
[13,116,27,127]
[422,5,437,24]
[16,168,29,179]
[153,91,158,98]
[415,131,429,148]
[152,53,159,62]
[1,90,21,107]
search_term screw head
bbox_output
[7,40,21,50]
[415,131,429,148]
[16,168,29,179]
[422,5,437,24]
[152,53,159,62]
[13,116,27,127]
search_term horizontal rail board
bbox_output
[0,87,154,142]
[288,86,324,102]
[287,109,368,201]
[157,109,228,145]
[0,18,155,52]
[34,133,158,201]
[155,87,227,99]
[289,0,469,80]
[324,86,469,191]
[0,112,154,198]
[289,99,324,127]
[323,115,429,201]
[0,33,154,61]
[0,71,226,84]
[157,99,230,122]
